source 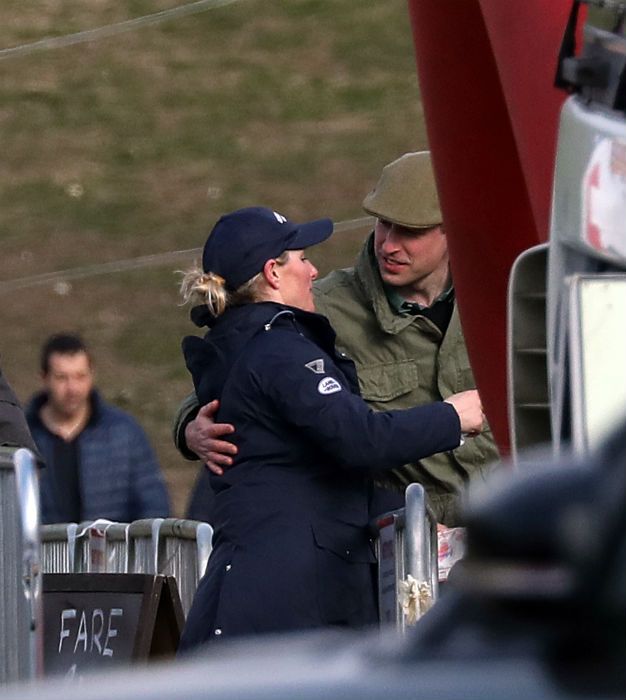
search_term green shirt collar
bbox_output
[384,283,454,315]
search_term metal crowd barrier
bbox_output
[372,482,439,629]
[40,520,132,573]
[0,447,43,683]
[37,486,456,639]
[127,518,213,614]
[155,519,213,615]
[40,518,213,616]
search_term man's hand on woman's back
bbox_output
[185,400,237,475]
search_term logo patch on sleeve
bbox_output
[305,359,325,374]
[317,377,342,395]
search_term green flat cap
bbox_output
[362,151,442,229]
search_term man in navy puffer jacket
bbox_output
[26,333,169,524]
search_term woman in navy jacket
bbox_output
[178,206,484,648]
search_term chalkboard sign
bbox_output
[43,574,184,677]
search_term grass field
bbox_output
[0,0,427,514]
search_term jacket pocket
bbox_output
[357,361,418,403]
[312,521,376,564]
[311,522,377,626]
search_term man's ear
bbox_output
[263,258,281,290]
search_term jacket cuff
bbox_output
[172,393,201,461]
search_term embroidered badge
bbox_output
[318,377,342,395]
[305,359,325,374]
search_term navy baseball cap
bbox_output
[202,206,334,291]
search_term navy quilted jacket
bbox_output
[26,391,170,524]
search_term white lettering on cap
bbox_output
[273,211,287,224]
[318,377,342,395]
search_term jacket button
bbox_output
[214,628,222,636]
[225,564,232,572]
[346,549,350,555]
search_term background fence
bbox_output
[40,517,213,616]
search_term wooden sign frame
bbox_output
[43,573,184,676]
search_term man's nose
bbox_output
[380,226,401,251]
[310,262,319,281]
[66,379,81,394]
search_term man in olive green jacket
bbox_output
[175,152,499,526]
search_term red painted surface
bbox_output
[407,0,576,454]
